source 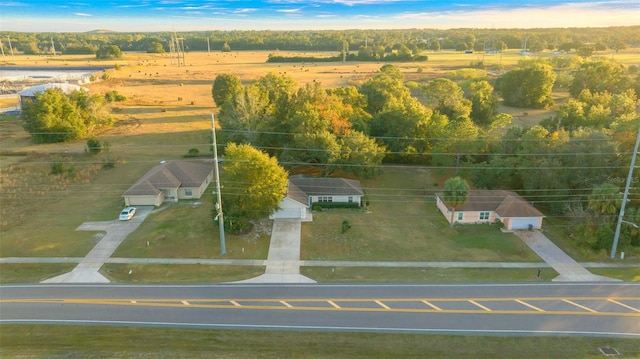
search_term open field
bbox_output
[1,325,639,359]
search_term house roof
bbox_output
[437,190,544,218]
[18,83,88,97]
[288,175,364,197]
[123,160,214,197]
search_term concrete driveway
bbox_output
[514,230,621,282]
[41,206,154,283]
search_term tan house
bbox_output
[122,160,215,207]
[435,190,545,230]
[270,175,364,220]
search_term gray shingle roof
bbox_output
[123,160,214,197]
[289,175,364,197]
[437,190,544,218]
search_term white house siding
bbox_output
[310,194,361,205]
[125,194,163,207]
[500,217,542,230]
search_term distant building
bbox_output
[18,83,88,108]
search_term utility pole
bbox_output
[7,36,15,63]
[211,114,226,255]
[611,126,640,259]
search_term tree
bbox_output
[21,88,84,143]
[211,73,242,107]
[466,79,498,128]
[220,143,289,231]
[588,183,621,218]
[96,45,122,59]
[499,60,556,109]
[569,60,629,97]
[443,176,470,227]
[222,42,231,52]
[336,131,386,179]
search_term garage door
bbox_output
[272,208,304,219]
[510,218,539,230]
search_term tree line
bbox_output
[2,26,637,56]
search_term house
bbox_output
[122,160,215,207]
[435,190,545,230]
[270,175,364,220]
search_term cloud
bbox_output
[73,12,92,17]
[277,8,302,13]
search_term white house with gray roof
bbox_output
[122,160,215,207]
[270,175,364,220]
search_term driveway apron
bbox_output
[515,230,621,282]
[41,207,154,283]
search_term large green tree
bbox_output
[569,60,628,97]
[211,73,242,107]
[499,60,556,109]
[220,143,289,231]
[21,88,112,143]
[443,176,470,227]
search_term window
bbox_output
[457,212,463,221]
[348,196,353,203]
[480,211,490,220]
[318,196,333,203]
[185,189,193,197]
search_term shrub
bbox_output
[341,219,352,234]
[185,148,200,158]
[102,158,116,169]
[51,161,66,175]
[311,202,360,209]
[86,137,102,155]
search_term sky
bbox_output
[1,0,638,32]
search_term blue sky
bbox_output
[1,0,638,32]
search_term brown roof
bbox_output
[123,160,214,196]
[289,175,364,197]
[437,190,544,218]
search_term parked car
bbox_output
[119,207,136,221]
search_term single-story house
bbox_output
[270,175,364,220]
[435,190,545,230]
[122,160,215,207]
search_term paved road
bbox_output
[1,283,638,337]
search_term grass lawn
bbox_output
[0,264,77,284]
[101,264,265,283]
[1,325,638,359]
[302,167,541,263]
[112,193,271,260]
[302,267,559,283]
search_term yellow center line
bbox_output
[131,300,137,304]
[421,300,442,311]
[468,300,492,312]
[607,299,640,313]
[181,300,190,306]
[327,300,341,309]
[280,300,293,308]
[562,299,597,313]
[515,299,544,312]
[375,300,390,310]
[230,300,241,307]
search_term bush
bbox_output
[51,161,66,175]
[311,202,360,209]
[341,219,352,234]
[86,137,102,155]
[185,148,200,158]
[102,158,116,169]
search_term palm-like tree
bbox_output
[443,176,470,227]
[588,183,622,220]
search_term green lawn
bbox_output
[101,264,265,283]
[302,267,559,283]
[302,168,541,263]
[0,264,77,284]
[1,325,638,359]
